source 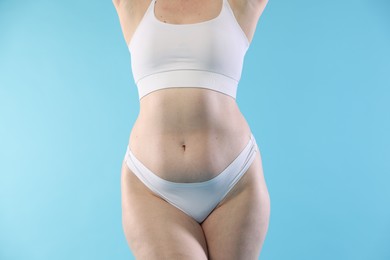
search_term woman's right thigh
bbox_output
[121,160,209,259]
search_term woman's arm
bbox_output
[112,0,142,46]
[231,0,269,43]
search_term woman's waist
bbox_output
[128,126,252,183]
[127,87,252,182]
[137,87,242,132]
[134,95,249,138]
[130,115,251,149]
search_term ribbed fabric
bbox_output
[124,133,258,223]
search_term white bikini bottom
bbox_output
[124,133,258,223]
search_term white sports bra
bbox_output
[128,0,250,100]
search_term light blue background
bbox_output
[1,0,389,259]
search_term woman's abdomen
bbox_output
[128,88,252,183]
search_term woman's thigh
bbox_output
[121,160,209,259]
[201,151,271,260]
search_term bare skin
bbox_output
[113,0,270,258]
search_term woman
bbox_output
[113,0,270,258]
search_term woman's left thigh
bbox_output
[201,151,271,260]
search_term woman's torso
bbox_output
[115,0,266,182]
[130,88,251,183]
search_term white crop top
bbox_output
[128,0,250,100]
